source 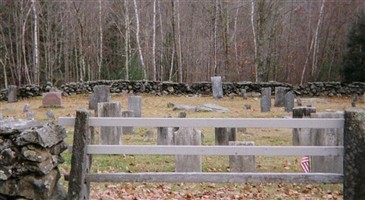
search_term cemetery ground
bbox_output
[1,94,364,199]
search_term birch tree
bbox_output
[133,0,147,80]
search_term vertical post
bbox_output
[211,76,223,99]
[260,87,271,112]
[344,109,365,200]
[7,85,17,103]
[68,109,93,200]
[98,102,122,145]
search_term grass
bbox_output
[1,93,364,199]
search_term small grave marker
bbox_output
[211,76,223,99]
[7,85,17,103]
[229,141,256,172]
[260,87,271,112]
[42,92,63,107]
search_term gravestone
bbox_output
[7,85,17,103]
[260,87,271,112]
[211,76,223,99]
[42,92,62,107]
[292,107,317,146]
[284,91,295,112]
[241,89,248,100]
[229,141,256,172]
[215,128,236,145]
[174,127,202,172]
[274,87,287,107]
[157,115,174,145]
[97,102,122,145]
[89,85,111,111]
[310,112,343,173]
[144,130,155,142]
[121,110,134,134]
[128,96,142,117]
[23,103,30,113]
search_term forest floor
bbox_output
[1,93,364,199]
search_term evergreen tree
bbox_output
[343,12,365,82]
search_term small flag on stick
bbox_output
[301,156,310,173]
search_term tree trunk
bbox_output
[176,0,183,83]
[124,0,130,80]
[31,0,39,85]
[152,0,157,81]
[251,0,258,82]
[98,0,103,80]
[133,0,147,80]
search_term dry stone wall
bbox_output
[0,120,67,200]
[0,81,364,101]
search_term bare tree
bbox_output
[133,0,147,80]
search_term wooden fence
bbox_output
[59,109,365,200]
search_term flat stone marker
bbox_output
[284,91,295,112]
[215,128,236,145]
[121,110,134,134]
[260,87,271,112]
[7,85,17,103]
[98,102,122,145]
[229,141,256,172]
[310,112,344,173]
[42,92,62,107]
[128,96,142,117]
[211,76,223,99]
[174,127,202,172]
[89,85,111,111]
[274,87,287,107]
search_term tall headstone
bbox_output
[211,76,223,99]
[97,102,122,145]
[310,112,344,173]
[128,96,142,117]
[157,115,174,145]
[229,141,256,172]
[260,87,271,112]
[292,107,316,146]
[121,110,134,134]
[284,91,295,112]
[215,128,236,145]
[274,87,286,107]
[174,127,202,172]
[89,85,111,112]
[7,85,17,103]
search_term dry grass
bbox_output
[1,94,364,199]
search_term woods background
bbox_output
[0,0,364,88]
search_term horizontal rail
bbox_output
[87,145,343,156]
[85,172,343,184]
[59,117,344,128]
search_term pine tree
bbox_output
[343,12,365,82]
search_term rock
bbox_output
[198,103,229,113]
[172,104,196,111]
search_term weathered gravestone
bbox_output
[215,128,236,145]
[241,89,248,100]
[310,112,344,173]
[260,87,271,112]
[292,107,317,146]
[229,141,256,172]
[128,96,142,118]
[144,130,155,142]
[97,102,122,145]
[174,127,202,172]
[211,76,223,99]
[274,87,287,107]
[42,92,63,107]
[284,91,295,112]
[7,85,17,103]
[157,115,174,145]
[121,110,134,134]
[89,85,111,112]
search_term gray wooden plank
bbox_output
[87,145,343,156]
[85,172,343,184]
[59,117,344,128]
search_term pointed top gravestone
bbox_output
[89,85,111,111]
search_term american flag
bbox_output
[301,156,310,173]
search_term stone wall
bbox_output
[0,80,364,101]
[0,120,67,200]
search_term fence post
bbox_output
[344,109,365,200]
[68,109,93,200]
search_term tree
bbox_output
[342,12,365,82]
